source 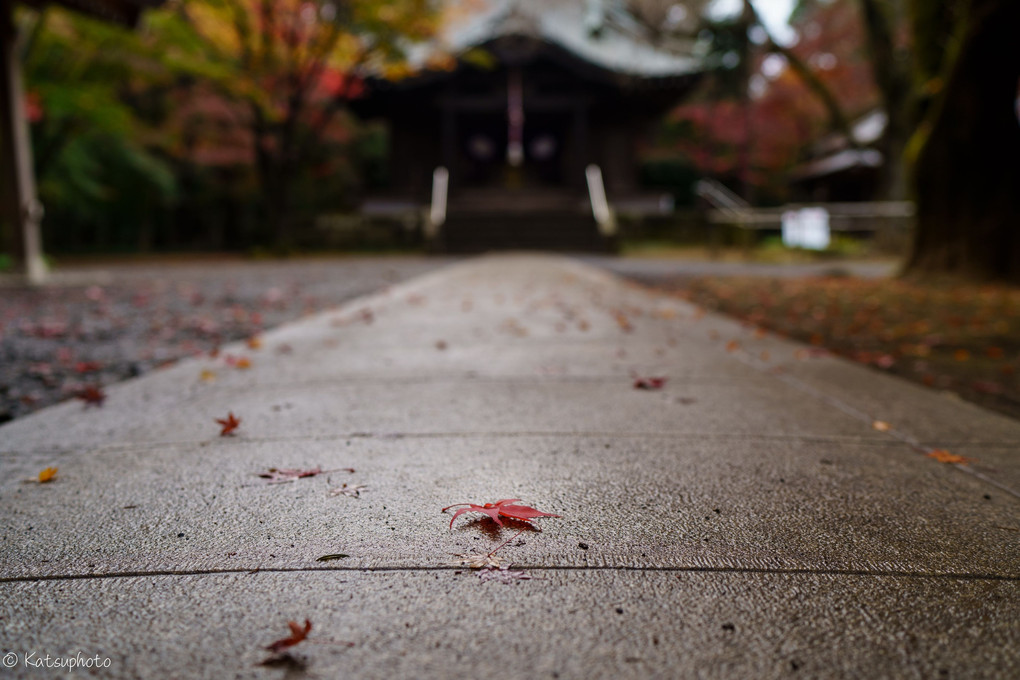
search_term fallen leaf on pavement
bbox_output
[633,377,667,390]
[872,420,891,432]
[926,450,973,464]
[38,467,58,483]
[442,499,561,530]
[328,483,367,498]
[76,385,106,407]
[200,369,217,382]
[478,565,532,584]
[260,467,322,483]
[259,467,353,484]
[216,412,241,436]
[225,355,251,369]
[265,619,312,654]
[316,554,349,562]
[613,311,633,332]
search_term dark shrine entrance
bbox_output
[458,109,568,190]
[438,58,592,203]
[351,5,700,252]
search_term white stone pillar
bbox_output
[0,4,46,284]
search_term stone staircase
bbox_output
[437,189,615,253]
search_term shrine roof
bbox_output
[411,0,701,80]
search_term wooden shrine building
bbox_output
[352,0,702,252]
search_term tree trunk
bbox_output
[905,0,1020,282]
[858,0,913,200]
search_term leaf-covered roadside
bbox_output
[666,276,1020,420]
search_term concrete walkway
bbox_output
[1,255,1017,679]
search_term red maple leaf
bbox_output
[442,499,561,530]
[76,385,106,407]
[74,361,103,374]
[633,377,667,390]
[215,412,241,436]
[265,619,312,654]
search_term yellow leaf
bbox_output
[200,370,217,382]
[872,420,891,432]
[926,449,973,464]
[247,336,263,350]
[38,467,57,483]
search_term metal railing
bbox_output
[695,178,914,230]
[694,178,750,220]
[585,164,616,236]
[703,201,915,229]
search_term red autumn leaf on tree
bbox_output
[216,412,241,436]
[265,619,312,654]
[442,499,561,530]
[76,385,106,407]
[633,377,667,390]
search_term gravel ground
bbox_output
[0,256,456,423]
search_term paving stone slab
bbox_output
[1,570,1016,679]
[0,379,891,454]
[1,254,1018,680]
[2,436,1015,579]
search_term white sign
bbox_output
[782,207,830,250]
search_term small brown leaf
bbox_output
[76,385,106,407]
[259,467,322,483]
[265,619,311,654]
[926,449,973,464]
[633,377,667,390]
[216,412,241,436]
[38,466,58,483]
[259,467,353,484]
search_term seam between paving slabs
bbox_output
[0,431,909,458]
[2,566,1019,585]
[724,350,1020,500]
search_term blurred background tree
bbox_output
[169,0,438,248]
[20,8,180,253]
[19,0,438,254]
[904,0,1020,282]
